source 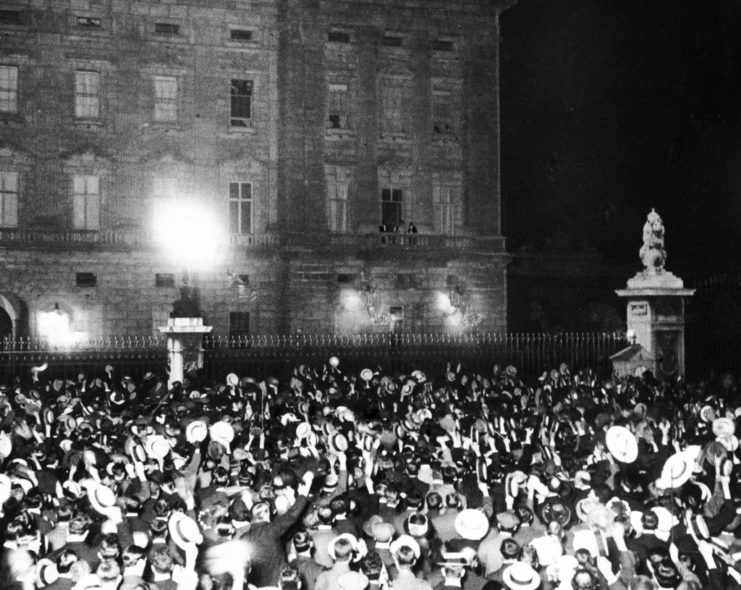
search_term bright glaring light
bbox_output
[37,311,87,347]
[154,201,223,271]
[437,291,455,314]
[343,290,362,311]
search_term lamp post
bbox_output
[154,201,222,387]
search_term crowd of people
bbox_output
[0,358,740,590]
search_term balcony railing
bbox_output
[0,227,505,253]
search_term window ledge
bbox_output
[433,134,459,144]
[151,122,183,132]
[227,125,256,134]
[73,118,105,128]
[379,133,410,142]
[325,128,355,139]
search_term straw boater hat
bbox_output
[186,420,208,444]
[390,534,421,560]
[145,435,171,460]
[169,512,204,548]
[209,421,235,446]
[605,426,638,463]
[503,562,541,590]
[88,483,117,515]
[659,451,694,489]
[454,509,490,541]
[36,558,59,587]
[330,433,349,453]
[713,417,735,437]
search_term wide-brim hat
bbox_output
[131,442,147,463]
[700,405,716,423]
[88,483,117,514]
[713,417,736,438]
[371,522,395,543]
[503,562,540,590]
[360,368,374,382]
[329,356,340,368]
[390,534,421,560]
[226,373,239,387]
[36,558,59,587]
[454,508,490,541]
[718,435,739,453]
[330,433,348,453]
[169,511,203,548]
[0,432,12,457]
[362,515,384,537]
[328,533,359,560]
[296,422,312,440]
[145,435,171,460]
[209,421,235,446]
[0,474,12,504]
[605,426,638,463]
[659,451,694,489]
[575,498,601,523]
[186,420,208,444]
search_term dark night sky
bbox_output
[500,0,741,269]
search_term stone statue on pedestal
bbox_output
[170,285,200,318]
[639,208,666,274]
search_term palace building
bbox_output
[0,0,511,340]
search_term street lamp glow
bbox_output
[154,201,224,271]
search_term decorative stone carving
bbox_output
[639,208,666,274]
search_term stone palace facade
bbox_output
[0,0,511,339]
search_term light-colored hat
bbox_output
[718,435,739,452]
[186,420,208,444]
[713,417,735,437]
[328,533,359,560]
[88,483,117,514]
[701,405,716,423]
[0,474,11,504]
[209,421,235,445]
[360,369,373,382]
[545,555,579,584]
[329,356,340,368]
[575,498,601,523]
[454,508,489,541]
[389,534,421,560]
[0,431,12,457]
[330,433,349,453]
[226,373,239,387]
[530,534,563,566]
[296,422,312,440]
[605,426,638,463]
[659,451,694,489]
[503,562,541,590]
[74,574,104,590]
[168,512,203,548]
[371,522,395,543]
[36,558,59,587]
[145,435,170,459]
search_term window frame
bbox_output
[229,181,253,235]
[327,83,349,130]
[72,174,100,230]
[327,172,349,233]
[228,311,251,337]
[0,65,18,114]
[153,75,178,124]
[230,79,253,128]
[74,69,100,120]
[380,186,404,230]
[0,170,18,227]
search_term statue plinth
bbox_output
[159,317,213,388]
[617,272,695,379]
[616,210,694,380]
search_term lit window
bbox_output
[380,187,403,230]
[0,171,18,227]
[327,83,348,130]
[154,76,178,122]
[75,70,100,119]
[229,182,253,234]
[0,66,18,113]
[326,167,349,233]
[72,174,100,230]
[230,79,252,127]
[434,178,460,235]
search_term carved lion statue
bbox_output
[639,208,666,273]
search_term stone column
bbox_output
[159,317,213,388]
[616,210,694,380]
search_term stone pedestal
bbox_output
[616,271,694,380]
[159,317,213,388]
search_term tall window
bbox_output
[229,182,252,234]
[327,84,348,129]
[434,179,459,234]
[379,75,410,136]
[433,92,453,135]
[75,70,100,119]
[230,79,252,127]
[0,66,18,113]
[326,167,349,233]
[229,311,250,337]
[381,187,403,230]
[154,76,178,122]
[0,171,18,227]
[72,174,100,230]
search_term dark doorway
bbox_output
[0,307,12,339]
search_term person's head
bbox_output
[56,550,79,574]
[330,536,356,563]
[212,466,230,486]
[122,545,147,568]
[251,501,271,524]
[292,531,313,556]
[651,559,682,589]
[425,491,443,511]
[359,551,384,582]
[278,566,301,590]
[97,534,121,562]
[149,518,168,540]
[96,560,121,587]
[572,568,598,590]
[500,538,521,562]
[148,546,174,574]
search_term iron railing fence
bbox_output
[0,332,627,385]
